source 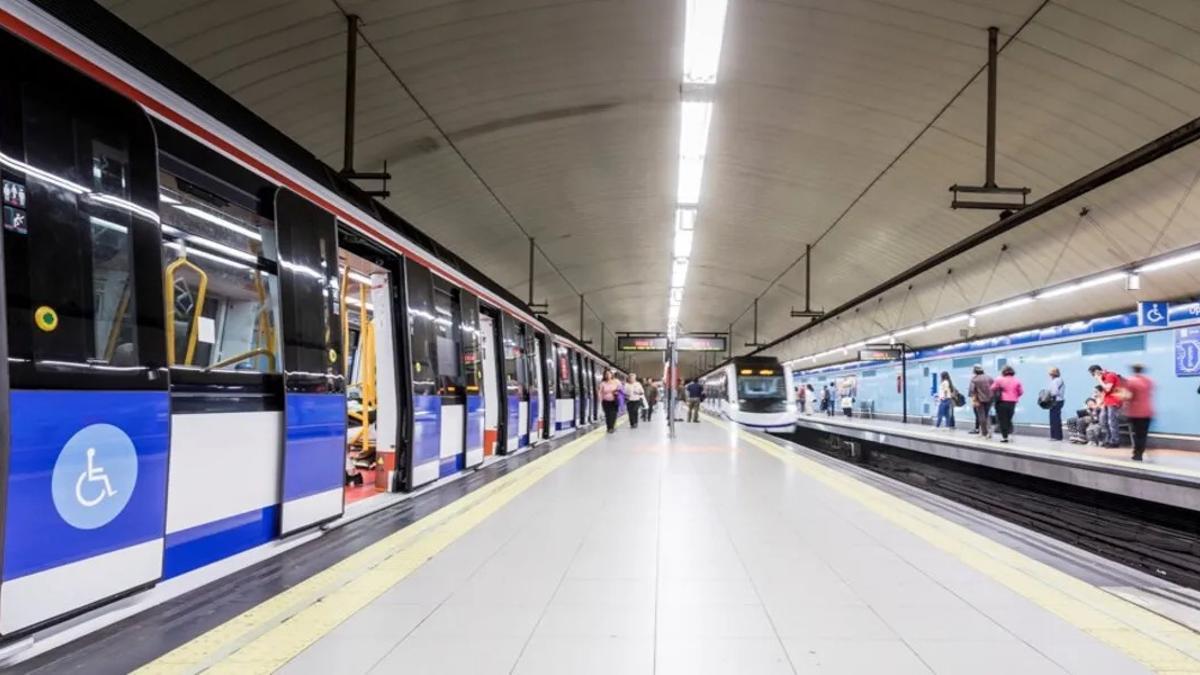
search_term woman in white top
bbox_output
[935,371,956,429]
[804,384,817,416]
[625,374,646,429]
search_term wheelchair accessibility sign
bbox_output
[51,424,138,529]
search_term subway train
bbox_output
[0,3,619,639]
[790,305,1200,445]
[701,356,797,432]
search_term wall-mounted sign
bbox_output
[1175,326,1200,377]
[859,348,903,362]
[676,335,726,352]
[617,336,668,351]
[1139,301,1169,327]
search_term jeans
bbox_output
[1049,400,1064,440]
[1129,417,1151,458]
[687,400,700,422]
[936,398,955,428]
[974,401,991,437]
[1101,406,1121,446]
[602,400,618,432]
[627,401,642,428]
[995,400,1016,439]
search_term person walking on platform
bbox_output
[644,379,659,422]
[805,384,817,416]
[823,385,835,417]
[685,378,704,423]
[1089,364,1123,448]
[625,374,645,429]
[1124,364,1154,461]
[935,371,956,430]
[599,369,621,433]
[1046,367,1066,441]
[969,365,994,438]
[990,365,1023,443]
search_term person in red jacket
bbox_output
[1124,364,1154,462]
[1088,364,1123,448]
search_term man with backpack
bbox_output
[1088,364,1123,448]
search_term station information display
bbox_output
[616,335,727,352]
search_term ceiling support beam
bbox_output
[527,237,535,304]
[791,243,824,319]
[744,299,764,349]
[751,111,1200,357]
[339,14,391,197]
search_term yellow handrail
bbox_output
[340,266,350,376]
[205,347,276,372]
[103,281,132,362]
[164,255,208,366]
[251,271,277,370]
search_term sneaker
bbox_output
[968,430,980,435]
[1131,454,1143,462]
[1000,437,1010,443]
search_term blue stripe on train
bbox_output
[162,505,279,579]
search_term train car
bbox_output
[0,2,621,641]
[702,357,796,432]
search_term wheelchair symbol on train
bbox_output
[75,446,118,507]
[52,424,138,530]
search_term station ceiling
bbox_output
[98,0,1200,372]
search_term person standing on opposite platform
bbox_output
[625,374,645,429]
[935,371,956,430]
[823,385,835,417]
[1124,364,1154,462]
[990,365,1023,443]
[1088,364,1123,448]
[969,365,994,438]
[805,384,817,416]
[1047,367,1065,441]
[599,369,621,433]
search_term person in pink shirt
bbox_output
[989,365,1024,443]
[1124,364,1154,462]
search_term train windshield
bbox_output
[738,374,785,400]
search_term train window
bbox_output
[738,373,785,399]
[432,281,462,396]
[2,67,163,384]
[404,261,436,396]
[501,314,522,398]
[557,346,575,397]
[159,173,280,373]
[275,190,341,390]
[459,292,482,394]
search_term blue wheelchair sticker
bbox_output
[51,424,138,529]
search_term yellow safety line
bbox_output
[135,426,608,675]
[710,416,1200,674]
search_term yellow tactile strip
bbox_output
[135,427,606,675]
[718,417,1200,674]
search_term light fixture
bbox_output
[1137,249,1200,273]
[676,208,697,231]
[1035,272,1127,300]
[674,227,694,258]
[893,325,926,338]
[677,155,705,205]
[173,204,263,241]
[164,242,251,271]
[669,287,684,306]
[683,0,729,84]
[671,257,689,287]
[1126,273,1141,291]
[971,295,1035,318]
[927,314,969,330]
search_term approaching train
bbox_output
[0,2,618,642]
[701,356,797,432]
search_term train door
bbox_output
[537,332,555,439]
[432,278,465,478]
[479,311,501,456]
[500,314,522,454]
[555,345,575,431]
[459,292,485,468]
[338,245,402,504]
[0,47,171,633]
[275,189,345,535]
[527,328,542,444]
[574,352,586,426]
[515,323,530,449]
[402,260,440,489]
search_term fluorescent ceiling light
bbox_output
[669,287,684,306]
[677,155,705,205]
[676,208,697,231]
[165,241,250,271]
[1137,249,1200,273]
[173,205,262,242]
[159,193,181,205]
[184,235,259,264]
[683,0,729,84]
[680,101,713,159]
[674,228,694,258]
[1036,272,1127,299]
[892,325,926,338]
[671,257,689,287]
[972,296,1035,317]
[926,314,969,330]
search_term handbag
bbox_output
[951,389,966,407]
[1036,389,1053,409]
